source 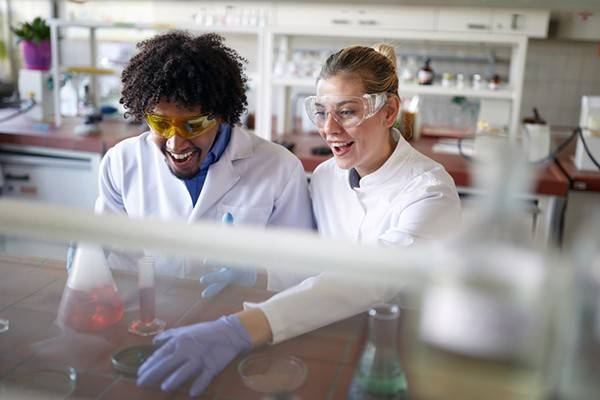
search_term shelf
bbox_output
[272,77,514,100]
[397,83,514,100]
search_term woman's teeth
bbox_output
[332,141,353,150]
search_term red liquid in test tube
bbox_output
[139,286,156,323]
[128,256,165,336]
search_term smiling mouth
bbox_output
[166,149,198,164]
[330,141,354,156]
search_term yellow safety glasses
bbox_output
[145,113,218,140]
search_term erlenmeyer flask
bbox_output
[348,303,408,399]
[57,243,124,332]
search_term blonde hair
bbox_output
[318,43,398,95]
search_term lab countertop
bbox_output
[280,132,570,197]
[0,114,570,196]
[0,252,377,399]
[555,142,600,192]
[0,112,145,153]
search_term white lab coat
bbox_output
[95,126,314,278]
[249,131,461,343]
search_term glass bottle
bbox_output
[348,304,408,399]
[417,58,434,85]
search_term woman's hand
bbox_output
[137,315,252,397]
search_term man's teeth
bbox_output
[170,150,194,160]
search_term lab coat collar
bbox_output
[189,126,253,219]
[352,129,412,189]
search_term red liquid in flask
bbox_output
[58,284,124,332]
[139,286,156,323]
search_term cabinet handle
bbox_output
[358,20,378,26]
[511,14,524,30]
[331,19,350,25]
[467,23,489,30]
[5,173,30,181]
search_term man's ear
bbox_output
[384,94,401,128]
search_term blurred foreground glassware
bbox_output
[0,318,8,333]
[0,360,77,398]
[238,353,307,400]
[129,256,166,336]
[111,344,158,377]
[407,140,556,400]
[555,214,600,400]
[57,243,124,332]
[348,304,408,399]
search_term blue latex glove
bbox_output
[137,315,252,397]
[199,212,257,298]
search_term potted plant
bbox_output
[11,17,51,71]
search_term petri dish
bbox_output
[111,344,157,377]
[238,353,307,394]
[0,360,77,399]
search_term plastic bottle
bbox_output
[60,75,78,117]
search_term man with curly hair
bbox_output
[95,31,313,278]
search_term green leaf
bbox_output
[11,16,50,42]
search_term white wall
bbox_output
[521,39,600,127]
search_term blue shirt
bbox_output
[184,123,232,206]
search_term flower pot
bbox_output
[20,39,51,70]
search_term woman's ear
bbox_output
[383,95,400,128]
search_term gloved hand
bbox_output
[200,267,257,298]
[198,211,258,298]
[137,315,252,397]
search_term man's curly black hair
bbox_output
[120,31,248,124]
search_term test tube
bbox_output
[128,256,166,336]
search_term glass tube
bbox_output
[128,256,166,336]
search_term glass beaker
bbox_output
[57,243,124,332]
[348,304,408,399]
[128,256,166,336]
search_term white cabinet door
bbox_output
[492,9,549,38]
[0,149,100,260]
[437,8,492,33]
[0,152,98,210]
[274,4,435,31]
[352,6,436,31]
[275,4,352,28]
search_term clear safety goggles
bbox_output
[303,92,388,129]
[145,112,217,140]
